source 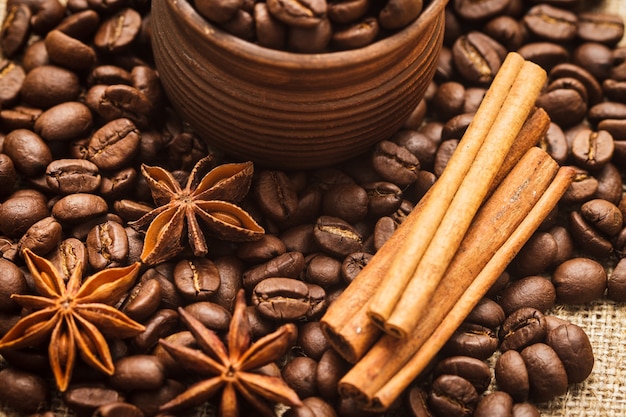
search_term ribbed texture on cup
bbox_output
[151,0,447,169]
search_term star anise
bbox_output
[0,248,145,392]
[130,155,265,265]
[158,289,302,416]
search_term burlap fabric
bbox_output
[1,1,626,416]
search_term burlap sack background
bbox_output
[0,0,625,416]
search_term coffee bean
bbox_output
[313,216,363,258]
[109,355,165,391]
[1,4,31,57]
[183,301,231,332]
[509,231,558,277]
[378,0,422,30]
[128,378,186,417]
[553,257,607,304]
[0,258,27,312]
[429,374,479,417]
[340,251,372,283]
[512,403,542,417]
[298,321,330,360]
[93,402,144,417]
[465,297,505,329]
[568,210,614,258]
[608,257,626,302]
[433,356,492,394]
[54,9,100,40]
[474,391,514,417]
[3,128,52,177]
[243,251,305,290]
[561,169,599,205]
[545,322,594,384]
[304,252,343,288]
[524,4,577,43]
[0,192,49,238]
[254,170,299,223]
[18,215,62,255]
[282,356,319,398]
[0,367,49,413]
[536,88,587,128]
[372,140,420,188]
[327,0,368,24]
[577,12,625,45]
[581,198,623,236]
[433,139,459,177]
[252,277,325,321]
[331,17,379,50]
[35,102,93,143]
[97,84,153,128]
[22,39,49,72]
[131,308,179,352]
[392,130,438,172]
[44,29,96,71]
[483,15,525,51]
[444,323,499,360]
[63,384,124,417]
[453,0,509,22]
[322,182,369,223]
[86,220,129,269]
[452,31,504,85]
[266,0,327,28]
[518,42,569,72]
[173,257,221,301]
[499,307,547,352]
[495,349,530,402]
[121,277,162,322]
[499,276,556,315]
[521,343,568,402]
[51,193,108,224]
[21,65,81,109]
[195,0,242,23]
[94,8,142,53]
[316,348,349,400]
[571,129,614,170]
[86,118,141,171]
[253,2,286,49]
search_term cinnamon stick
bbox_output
[375,59,547,339]
[365,52,527,332]
[363,166,577,412]
[338,147,561,405]
[320,107,550,363]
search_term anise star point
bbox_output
[131,155,265,266]
[0,248,145,392]
[158,289,302,416]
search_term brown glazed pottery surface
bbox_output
[151,0,448,169]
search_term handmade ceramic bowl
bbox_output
[151,0,448,169]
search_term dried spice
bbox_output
[131,155,265,265]
[159,289,302,416]
[0,248,144,392]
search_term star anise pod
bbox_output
[131,155,265,265]
[0,248,145,392]
[158,289,302,416]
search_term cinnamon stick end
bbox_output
[320,322,360,364]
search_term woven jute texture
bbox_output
[1,1,626,417]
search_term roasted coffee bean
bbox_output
[121,277,161,322]
[17,216,62,255]
[372,140,419,188]
[86,118,141,171]
[0,59,25,106]
[499,307,547,352]
[54,9,100,40]
[474,391,514,417]
[433,139,459,177]
[34,101,93,142]
[372,216,397,250]
[254,2,286,49]
[94,8,142,53]
[236,234,286,263]
[63,384,124,416]
[283,396,337,417]
[0,154,17,197]
[44,29,96,71]
[608,257,626,301]
[406,386,431,417]
[594,163,622,204]
[254,170,299,223]
[266,0,327,28]
[20,65,80,109]
[97,84,153,128]
[45,159,100,195]
[313,216,363,258]
[298,321,330,360]
[577,12,625,45]
[331,16,378,50]
[288,17,332,52]
[48,237,87,280]
[588,101,626,125]
[86,220,129,269]
[561,170,599,205]
[483,15,525,51]
[321,182,368,223]
[0,192,49,238]
[252,277,325,321]
[303,252,342,288]
[243,251,305,289]
[282,356,319,398]
[88,65,132,86]
[548,225,574,265]
[495,349,530,402]
[552,257,607,304]
[3,129,52,177]
[499,276,556,315]
[453,0,508,22]
[22,39,49,72]
[521,343,568,402]
[509,231,558,277]
[0,258,27,312]
[392,130,438,171]
[570,129,614,170]
[51,193,108,224]
[92,402,144,417]
[524,4,577,43]
[536,88,587,128]
[173,257,221,301]
[580,198,623,236]
[432,81,466,121]
[378,0,422,30]
[131,308,179,352]
[545,322,594,384]
[518,42,569,72]
[195,0,241,23]
[183,301,231,332]
[128,378,186,417]
[327,0,368,24]
[0,105,41,131]
[444,323,499,360]
[0,367,49,413]
[1,4,31,57]
[429,374,479,417]
[551,63,604,106]
[452,31,504,85]
[433,356,492,394]
[316,348,349,400]
[109,355,165,391]
[512,403,541,417]
[341,251,372,283]
[573,42,613,81]
[465,297,505,329]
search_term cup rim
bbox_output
[165,0,450,70]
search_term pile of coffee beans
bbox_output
[191,0,425,52]
[0,0,625,416]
